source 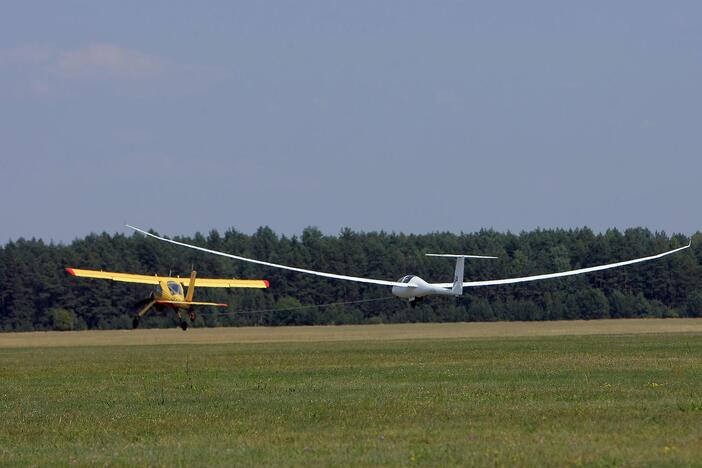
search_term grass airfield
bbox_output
[2,320,702,466]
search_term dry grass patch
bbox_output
[2,318,702,348]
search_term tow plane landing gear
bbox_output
[176,309,191,331]
[132,297,156,329]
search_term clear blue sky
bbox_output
[1,1,700,243]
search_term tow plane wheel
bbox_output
[180,321,188,331]
[132,316,140,329]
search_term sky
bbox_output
[1,1,700,243]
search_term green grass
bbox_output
[2,333,702,466]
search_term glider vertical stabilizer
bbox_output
[452,257,465,296]
[425,253,499,296]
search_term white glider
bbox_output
[127,225,690,303]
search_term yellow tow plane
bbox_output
[66,268,269,330]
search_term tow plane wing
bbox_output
[155,300,228,307]
[65,268,269,289]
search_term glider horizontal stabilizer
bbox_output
[426,253,498,259]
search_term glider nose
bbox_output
[392,284,413,298]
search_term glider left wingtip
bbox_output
[126,224,155,238]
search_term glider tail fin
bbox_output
[452,257,465,296]
[425,253,499,296]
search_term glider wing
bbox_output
[126,225,410,288]
[433,241,691,288]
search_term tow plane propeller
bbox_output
[126,225,691,305]
[66,268,269,330]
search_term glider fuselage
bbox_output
[390,275,455,299]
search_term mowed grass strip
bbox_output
[2,332,702,466]
[3,318,702,348]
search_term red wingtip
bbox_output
[218,303,228,307]
[65,268,76,276]
[264,280,270,288]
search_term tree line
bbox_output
[1,227,701,331]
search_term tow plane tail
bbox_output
[185,270,197,302]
